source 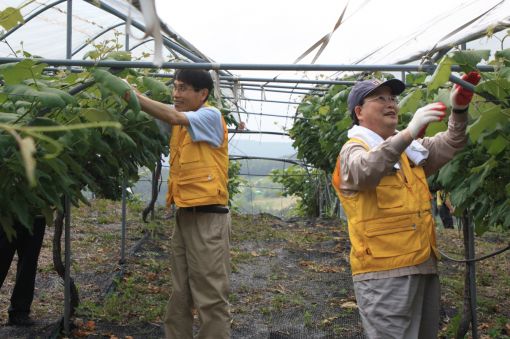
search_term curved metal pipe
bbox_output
[0,0,67,41]
[84,0,205,63]
[72,21,125,56]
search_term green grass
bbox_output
[488,316,510,338]
[230,214,287,242]
[303,309,313,328]
[440,275,465,296]
[76,272,169,324]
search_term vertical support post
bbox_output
[121,176,127,265]
[468,217,478,339]
[323,174,328,216]
[63,195,71,336]
[66,0,72,61]
[151,168,156,220]
[125,28,130,51]
[63,1,73,334]
[318,176,322,217]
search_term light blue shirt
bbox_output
[185,106,224,147]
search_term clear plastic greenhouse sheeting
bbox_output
[2,0,510,69]
[145,0,510,69]
[1,0,510,139]
[0,0,202,63]
[312,0,510,66]
[388,0,510,64]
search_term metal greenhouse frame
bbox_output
[1,0,510,337]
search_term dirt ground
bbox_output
[0,199,509,338]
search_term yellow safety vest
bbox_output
[166,115,229,207]
[332,138,437,275]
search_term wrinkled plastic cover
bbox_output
[0,0,197,61]
[1,0,509,65]
[286,0,510,66]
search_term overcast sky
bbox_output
[154,0,504,65]
[155,0,507,142]
[156,0,348,64]
[1,0,506,146]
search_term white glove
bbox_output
[406,102,447,139]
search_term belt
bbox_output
[180,204,229,214]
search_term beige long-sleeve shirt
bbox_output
[340,112,468,192]
[339,112,468,281]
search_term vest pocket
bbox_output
[180,141,200,164]
[375,175,404,209]
[364,216,420,258]
[178,169,218,201]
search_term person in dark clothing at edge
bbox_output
[437,190,455,229]
[332,72,480,338]
[0,216,47,326]
[124,69,231,339]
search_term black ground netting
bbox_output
[266,250,364,339]
[231,218,366,339]
[0,215,366,338]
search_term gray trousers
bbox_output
[354,274,440,339]
[163,209,232,339]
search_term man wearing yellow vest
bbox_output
[125,69,231,339]
[332,72,480,338]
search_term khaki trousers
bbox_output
[354,274,440,339]
[163,208,231,339]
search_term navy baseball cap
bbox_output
[347,78,406,115]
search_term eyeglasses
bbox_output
[173,84,194,93]
[364,95,399,105]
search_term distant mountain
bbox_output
[160,139,296,165]
[132,139,298,207]
[229,139,296,159]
